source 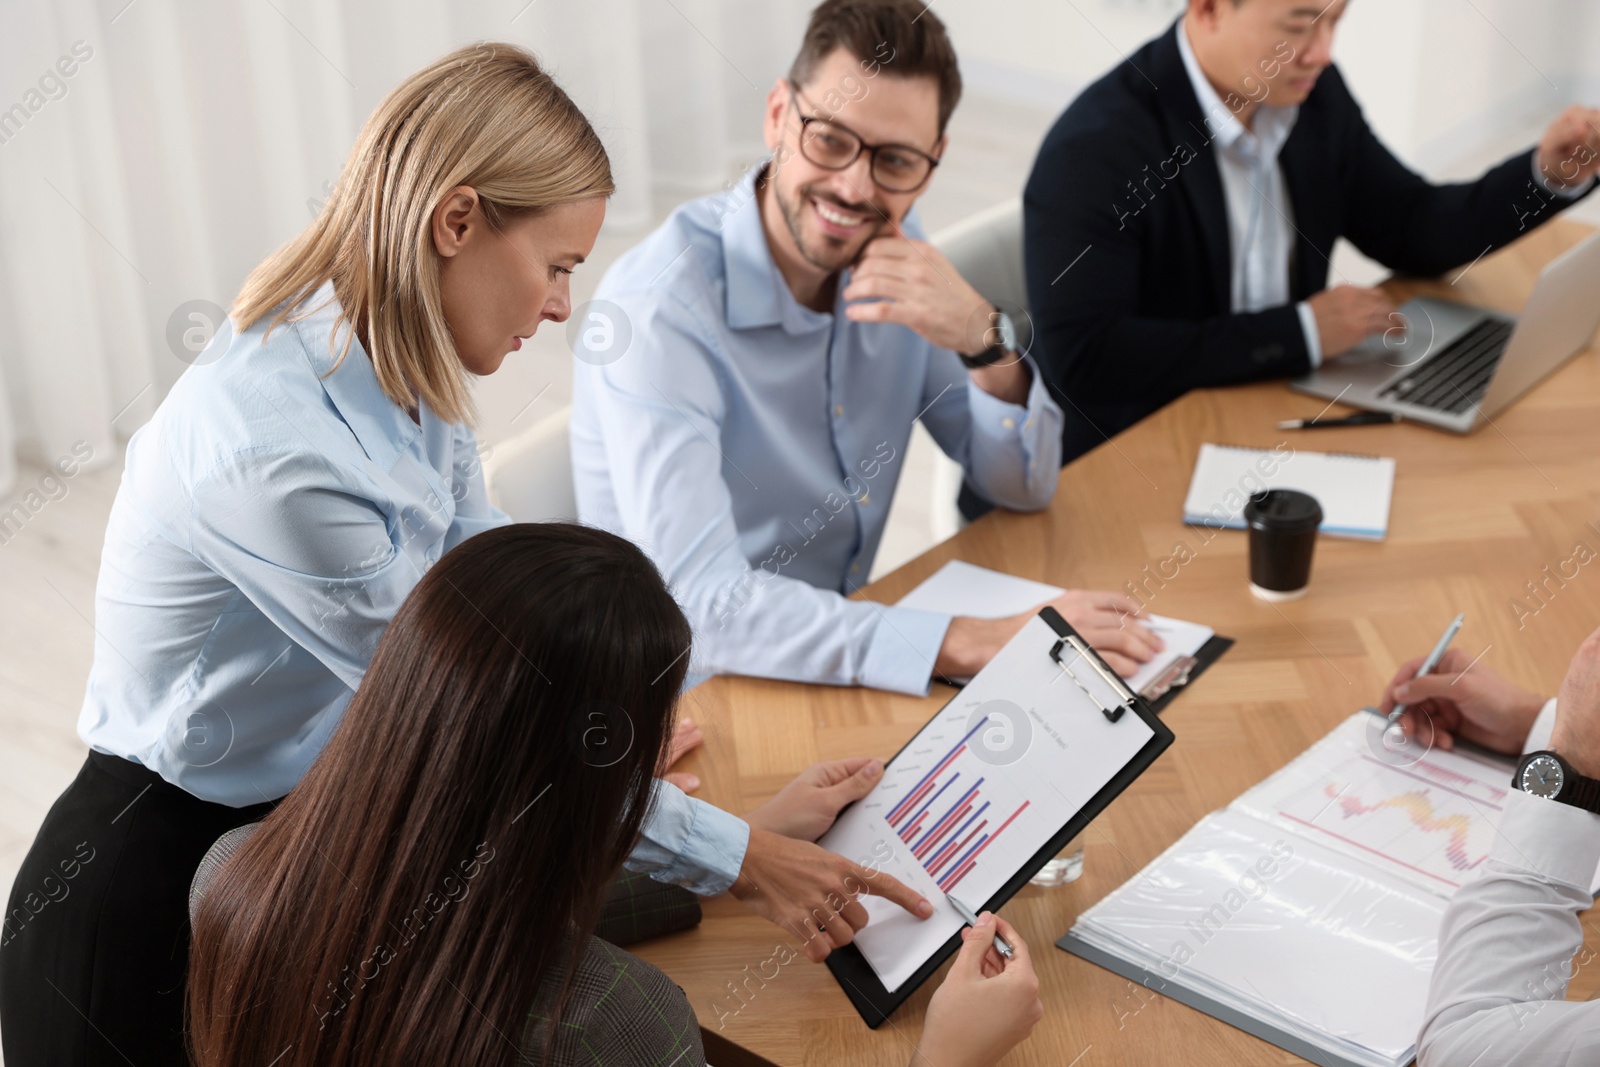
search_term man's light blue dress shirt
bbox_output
[571,164,1064,696]
[77,283,748,894]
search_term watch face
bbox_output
[997,312,1017,353]
[1521,754,1565,799]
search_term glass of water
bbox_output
[1030,837,1084,887]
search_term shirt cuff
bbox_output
[1492,789,1600,891]
[961,354,1062,504]
[1296,301,1323,368]
[624,780,750,896]
[1532,153,1595,200]
[857,603,953,696]
[965,357,1038,428]
[1524,697,1559,753]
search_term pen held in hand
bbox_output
[945,893,1014,960]
[1387,612,1465,725]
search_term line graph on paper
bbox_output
[1244,721,1512,891]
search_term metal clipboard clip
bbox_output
[1138,654,1199,704]
[1049,632,1138,723]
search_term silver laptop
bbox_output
[1291,229,1600,432]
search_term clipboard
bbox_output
[821,606,1176,1027]
[1142,634,1234,714]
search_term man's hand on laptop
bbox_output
[1536,104,1600,193]
[934,590,1163,682]
[1307,284,1397,359]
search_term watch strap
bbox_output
[1566,768,1600,813]
[959,307,1013,368]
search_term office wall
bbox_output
[2,0,1598,490]
[936,0,1593,171]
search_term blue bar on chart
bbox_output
[881,713,1031,893]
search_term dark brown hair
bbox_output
[187,523,691,1067]
[789,0,963,133]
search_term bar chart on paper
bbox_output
[881,713,1033,895]
[818,614,1161,992]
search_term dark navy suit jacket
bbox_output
[1023,20,1591,464]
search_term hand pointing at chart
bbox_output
[733,758,933,963]
[739,759,1046,1065]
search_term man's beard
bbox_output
[774,179,887,274]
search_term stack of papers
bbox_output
[897,560,1214,695]
[1065,712,1600,1067]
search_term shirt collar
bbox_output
[288,281,425,471]
[1176,20,1298,158]
[721,162,834,335]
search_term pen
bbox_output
[945,893,1014,961]
[1278,412,1400,430]
[1386,612,1465,725]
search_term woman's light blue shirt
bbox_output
[76,284,746,894]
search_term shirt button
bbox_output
[860,493,870,506]
[834,404,844,417]
[851,563,861,574]
[1001,416,1017,430]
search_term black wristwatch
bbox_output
[959,307,1016,369]
[1514,750,1600,814]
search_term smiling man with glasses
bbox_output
[570,0,1163,698]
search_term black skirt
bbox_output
[0,751,277,1066]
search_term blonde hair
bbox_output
[233,42,614,426]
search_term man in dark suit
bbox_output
[1021,0,1600,467]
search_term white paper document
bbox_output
[1069,712,1600,1067]
[818,613,1158,992]
[898,560,1215,696]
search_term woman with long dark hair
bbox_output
[187,523,1043,1066]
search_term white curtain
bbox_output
[0,0,815,494]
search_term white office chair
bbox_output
[927,196,1028,540]
[482,404,579,523]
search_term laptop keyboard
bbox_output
[1377,317,1513,414]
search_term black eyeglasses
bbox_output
[785,82,940,193]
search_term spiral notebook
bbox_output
[1182,443,1395,541]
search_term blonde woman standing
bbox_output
[0,45,612,1065]
[0,41,943,1065]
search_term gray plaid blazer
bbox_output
[190,825,706,1066]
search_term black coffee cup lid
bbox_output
[1244,489,1322,534]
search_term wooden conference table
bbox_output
[639,218,1600,1065]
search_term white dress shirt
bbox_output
[1174,23,1588,368]
[1176,21,1324,366]
[1419,698,1600,1065]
